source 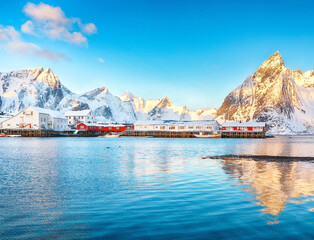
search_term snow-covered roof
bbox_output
[135,120,219,126]
[78,122,126,127]
[78,122,97,126]
[222,122,266,127]
[0,117,10,123]
[30,106,66,119]
[64,110,92,117]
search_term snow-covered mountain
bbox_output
[71,87,136,123]
[119,91,160,120]
[0,67,71,112]
[148,96,191,121]
[216,51,314,134]
[0,67,136,123]
[5,51,313,134]
[0,67,215,123]
[120,92,217,121]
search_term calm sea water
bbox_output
[0,136,313,239]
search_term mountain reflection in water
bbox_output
[220,158,314,224]
[0,137,314,239]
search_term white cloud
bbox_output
[0,26,19,41]
[64,31,87,45]
[24,2,68,24]
[21,20,34,34]
[98,57,104,63]
[82,23,97,34]
[0,25,69,61]
[22,2,97,45]
[6,39,39,54]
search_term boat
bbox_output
[194,131,222,138]
[99,132,121,138]
[0,133,7,137]
[7,135,22,138]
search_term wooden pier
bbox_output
[0,128,57,137]
[0,129,265,138]
[121,130,265,138]
[0,129,99,137]
[121,130,196,138]
[221,131,265,138]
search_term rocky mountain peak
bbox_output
[157,96,173,108]
[35,67,61,89]
[120,91,135,101]
[295,68,302,74]
[216,52,314,134]
[30,67,44,75]
[100,87,108,92]
[253,51,285,81]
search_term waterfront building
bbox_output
[0,106,68,131]
[221,122,266,132]
[134,120,220,132]
[0,116,10,128]
[76,122,133,132]
[64,110,95,126]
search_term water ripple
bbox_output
[0,136,313,239]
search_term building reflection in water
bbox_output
[220,158,314,224]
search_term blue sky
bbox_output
[0,0,313,109]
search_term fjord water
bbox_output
[0,137,313,239]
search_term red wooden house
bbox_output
[221,122,266,132]
[76,123,134,132]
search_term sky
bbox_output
[0,0,313,109]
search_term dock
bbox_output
[221,131,265,138]
[121,130,265,138]
[0,129,266,138]
[0,129,99,137]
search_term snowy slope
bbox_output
[216,51,314,134]
[0,68,136,123]
[0,67,71,113]
[120,92,217,121]
[76,87,136,123]
[120,91,160,120]
[148,96,190,121]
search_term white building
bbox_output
[64,110,95,126]
[0,116,10,125]
[134,120,220,132]
[0,106,68,131]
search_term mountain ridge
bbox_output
[216,51,314,134]
[1,51,313,134]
